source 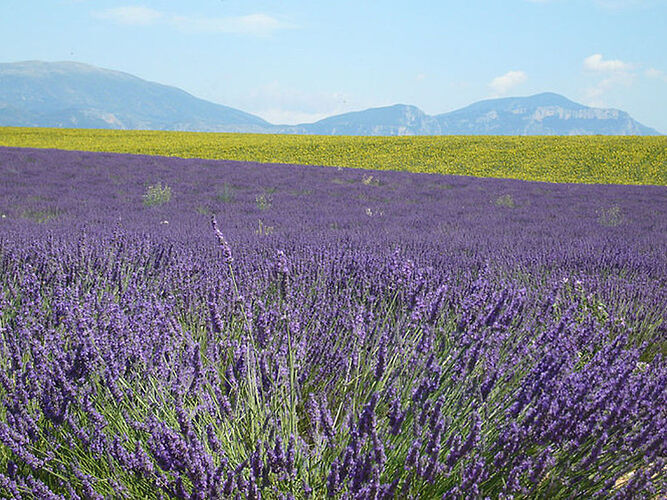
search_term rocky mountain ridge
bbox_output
[0,61,660,135]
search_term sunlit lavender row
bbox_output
[0,147,665,499]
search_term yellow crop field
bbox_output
[0,126,665,185]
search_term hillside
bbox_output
[0,61,272,132]
[0,61,661,135]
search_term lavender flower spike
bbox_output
[211,215,234,265]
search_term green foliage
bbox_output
[361,174,382,186]
[255,219,274,235]
[20,207,61,223]
[215,183,235,203]
[255,192,272,211]
[494,194,516,208]
[142,182,172,207]
[597,205,624,226]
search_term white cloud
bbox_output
[253,109,333,125]
[593,0,654,9]
[234,81,359,125]
[583,72,635,107]
[170,13,293,37]
[581,54,635,107]
[488,70,527,96]
[416,73,427,82]
[527,0,654,7]
[93,6,293,36]
[646,68,667,82]
[94,6,163,26]
[583,54,631,72]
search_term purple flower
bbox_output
[211,215,233,265]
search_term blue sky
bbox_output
[1,0,666,131]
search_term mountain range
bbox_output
[0,61,660,135]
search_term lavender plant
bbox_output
[0,146,664,498]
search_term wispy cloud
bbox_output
[645,68,667,83]
[583,54,631,72]
[93,6,294,37]
[593,0,655,9]
[584,73,635,107]
[582,54,635,107]
[170,13,292,36]
[253,109,334,125]
[526,0,655,8]
[94,6,163,26]
[488,70,527,96]
[239,81,357,125]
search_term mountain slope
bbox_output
[434,92,659,135]
[298,104,441,135]
[0,61,660,135]
[0,61,272,132]
[294,92,659,135]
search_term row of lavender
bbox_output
[0,147,665,498]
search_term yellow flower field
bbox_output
[0,127,665,185]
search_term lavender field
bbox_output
[0,146,665,499]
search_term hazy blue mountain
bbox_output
[433,92,660,135]
[0,61,660,135]
[300,93,659,135]
[297,104,441,135]
[0,61,272,132]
